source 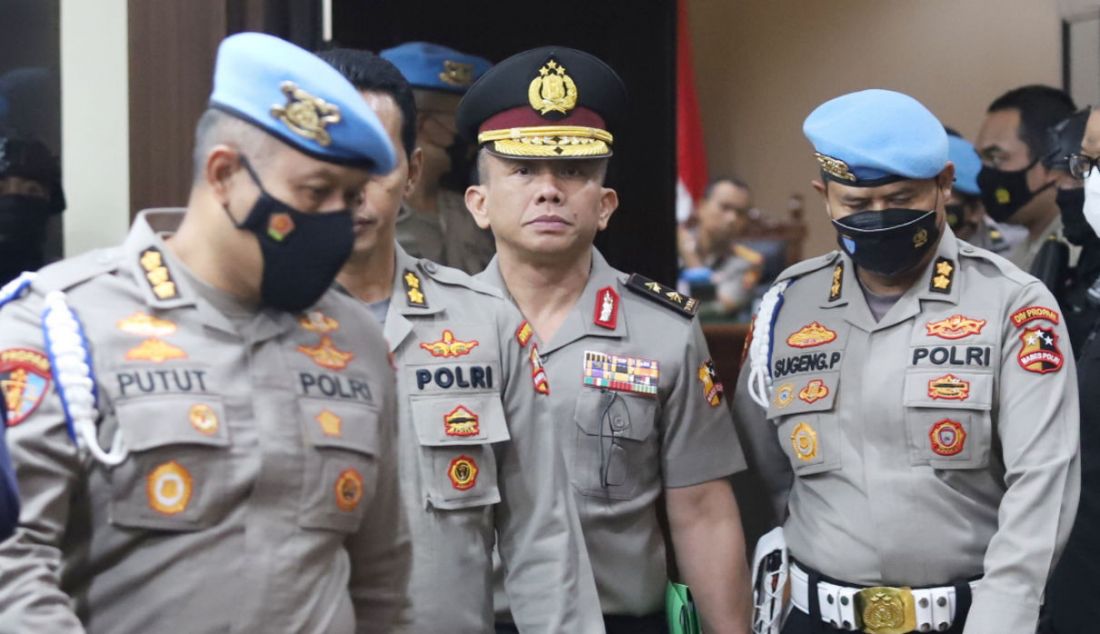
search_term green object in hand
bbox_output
[666,581,701,634]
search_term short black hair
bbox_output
[703,175,750,199]
[987,85,1076,162]
[316,48,417,159]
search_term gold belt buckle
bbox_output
[854,586,917,634]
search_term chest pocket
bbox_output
[296,397,380,533]
[766,372,841,476]
[902,369,993,470]
[409,393,509,510]
[572,387,659,500]
[109,395,232,531]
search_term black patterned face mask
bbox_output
[833,207,940,277]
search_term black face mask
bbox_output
[832,208,941,277]
[227,157,355,312]
[978,159,1054,223]
[1056,187,1095,246]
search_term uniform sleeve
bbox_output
[492,306,604,632]
[0,295,86,633]
[660,319,746,488]
[965,281,1081,634]
[0,405,19,541]
[731,359,794,522]
[347,360,412,633]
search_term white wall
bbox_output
[61,0,130,257]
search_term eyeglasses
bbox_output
[598,390,628,490]
[1068,153,1100,180]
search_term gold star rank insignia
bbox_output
[403,269,428,308]
[929,257,955,294]
[828,261,844,302]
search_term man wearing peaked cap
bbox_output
[944,129,1022,255]
[733,88,1080,634]
[0,32,411,632]
[462,46,753,634]
[381,42,497,275]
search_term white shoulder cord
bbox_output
[747,280,790,409]
[0,271,37,308]
[41,291,127,466]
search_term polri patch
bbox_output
[297,335,354,371]
[0,348,51,427]
[1011,306,1060,328]
[696,359,723,407]
[929,419,966,456]
[786,322,837,349]
[582,350,658,397]
[925,315,986,340]
[420,330,479,358]
[1017,327,1063,374]
[593,286,619,329]
[625,273,699,317]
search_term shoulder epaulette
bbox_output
[955,240,1034,287]
[625,273,698,317]
[774,250,840,284]
[33,248,120,294]
[417,259,503,300]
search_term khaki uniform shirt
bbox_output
[396,190,496,275]
[480,248,746,617]
[733,230,1081,633]
[356,245,601,633]
[0,210,410,633]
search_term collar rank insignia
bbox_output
[420,330,479,358]
[828,261,844,302]
[515,321,534,348]
[926,315,986,340]
[117,312,177,337]
[929,257,954,294]
[299,310,340,334]
[528,58,578,116]
[297,335,354,371]
[138,248,179,301]
[0,348,51,426]
[270,81,341,147]
[625,273,699,318]
[1017,326,1063,374]
[929,419,966,456]
[403,269,428,308]
[814,153,856,182]
[530,345,550,395]
[583,350,659,397]
[315,409,342,437]
[448,455,479,490]
[790,421,818,461]
[1011,305,1060,328]
[594,286,619,329]
[335,468,364,512]
[444,405,480,437]
[697,359,723,407]
[126,338,187,363]
[786,322,837,349]
[798,379,829,404]
[928,374,970,400]
[440,60,475,87]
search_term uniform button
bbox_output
[919,597,929,608]
[920,625,931,632]
[611,415,626,430]
[936,597,947,607]
[938,622,949,631]
[421,261,438,273]
[827,595,834,605]
[842,621,851,629]
[840,596,849,606]
[961,246,974,254]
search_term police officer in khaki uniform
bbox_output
[380,42,497,275]
[0,33,410,632]
[735,89,1080,634]
[319,47,602,633]
[455,46,752,634]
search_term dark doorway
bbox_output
[331,0,678,284]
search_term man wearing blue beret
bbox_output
[734,89,1080,634]
[380,42,497,275]
[0,33,411,632]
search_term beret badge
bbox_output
[439,60,476,88]
[814,152,856,182]
[528,59,578,116]
[270,81,342,147]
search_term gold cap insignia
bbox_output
[439,60,475,87]
[270,81,341,146]
[528,59,578,116]
[814,152,856,182]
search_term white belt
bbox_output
[790,563,974,633]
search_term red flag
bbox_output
[676,0,708,223]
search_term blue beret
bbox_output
[380,42,491,94]
[947,134,981,197]
[209,33,395,173]
[803,89,948,185]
